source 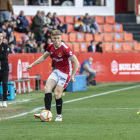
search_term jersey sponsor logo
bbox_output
[69,51,73,56]
[53,58,63,62]
[58,52,62,57]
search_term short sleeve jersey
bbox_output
[46,42,74,75]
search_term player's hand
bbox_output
[71,77,75,83]
[26,65,32,71]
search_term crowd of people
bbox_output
[0,0,102,54]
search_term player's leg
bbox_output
[34,79,56,118]
[54,85,64,121]
[44,79,56,111]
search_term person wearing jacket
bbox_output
[0,0,13,22]
[0,31,9,107]
[15,11,29,33]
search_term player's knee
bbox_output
[54,89,61,99]
[44,85,51,93]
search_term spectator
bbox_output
[0,0,13,22]
[52,12,68,33]
[2,31,8,39]
[38,0,47,6]
[96,42,103,53]
[3,38,8,44]
[8,31,16,45]
[79,57,99,86]
[30,39,38,53]
[44,37,52,52]
[32,11,44,42]
[43,26,51,38]
[15,11,29,33]
[9,44,15,54]
[41,11,47,26]
[0,23,10,36]
[82,13,101,35]
[8,21,14,32]
[74,18,84,31]
[21,31,31,45]
[84,0,95,6]
[52,0,60,6]
[46,12,56,32]
[88,40,96,52]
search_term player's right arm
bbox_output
[26,52,50,71]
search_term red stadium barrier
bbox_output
[8,53,140,89]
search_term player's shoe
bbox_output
[0,101,3,107]
[55,116,62,122]
[3,101,7,107]
[34,114,40,118]
[136,110,140,115]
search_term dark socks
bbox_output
[44,93,52,111]
[56,98,62,115]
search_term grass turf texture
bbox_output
[0,82,140,140]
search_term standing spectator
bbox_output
[88,40,96,52]
[32,11,44,42]
[41,11,47,26]
[82,13,100,35]
[74,18,84,31]
[79,57,99,86]
[15,11,29,33]
[0,0,13,22]
[52,12,68,33]
[96,42,103,53]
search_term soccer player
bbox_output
[26,30,79,121]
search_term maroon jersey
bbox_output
[46,42,74,75]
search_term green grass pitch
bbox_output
[0,82,140,140]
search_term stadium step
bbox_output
[115,14,136,23]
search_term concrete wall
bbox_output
[13,0,115,16]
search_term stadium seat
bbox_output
[66,43,73,49]
[85,34,93,42]
[103,43,113,52]
[74,16,83,22]
[67,24,74,32]
[134,43,140,51]
[73,43,80,53]
[105,16,116,24]
[114,33,123,42]
[124,33,135,42]
[80,43,87,52]
[94,16,105,24]
[103,24,113,32]
[62,34,68,42]
[69,34,76,42]
[94,34,103,42]
[65,16,74,24]
[98,25,103,32]
[113,43,122,51]
[76,33,84,42]
[57,16,65,24]
[14,33,22,43]
[122,43,133,51]
[104,34,113,42]
[114,24,124,32]
[25,16,32,24]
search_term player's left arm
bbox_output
[69,55,80,82]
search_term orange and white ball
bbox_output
[40,110,52,122]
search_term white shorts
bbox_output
[48,69,71,88]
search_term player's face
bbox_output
[0,33,3,43]
[52,35,62,47]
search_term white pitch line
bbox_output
[0,84,140,121]
[7,99,31,105]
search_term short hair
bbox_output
[51,30,62,36]
[0,31,3,34]
[90,40,94,43]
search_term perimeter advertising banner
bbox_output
[8,53,140,88]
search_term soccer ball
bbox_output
[40,110,52,122]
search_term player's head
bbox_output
[51,30,62,47]
[0,31,3,43]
